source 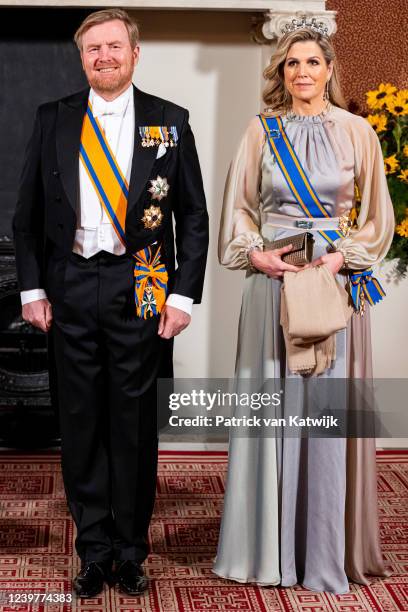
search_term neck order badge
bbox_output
[80,101,168,318]
[259,114,385,313]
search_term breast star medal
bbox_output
[141,176,169,230]
[141,205,163,230]
[148,176,170,201]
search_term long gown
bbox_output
[213,106,395,593]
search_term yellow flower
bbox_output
[386,91,408,116]
[384,154,400,174]
[366,83,397,110]
[403,145,408,157]
[399,89,408,104]
[396,218,408,238]
[366,114,388,132]
[398,169,408,183]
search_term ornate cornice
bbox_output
[265,9,337,40]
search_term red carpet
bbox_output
[0,449,406,611]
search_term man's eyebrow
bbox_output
[85,40,123,48]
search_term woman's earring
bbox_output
[324,80,330,101]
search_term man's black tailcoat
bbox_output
[14,85,208,301]
[13,85,208,563]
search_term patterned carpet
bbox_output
[0,449,406,611]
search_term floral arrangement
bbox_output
[364,83,408,277]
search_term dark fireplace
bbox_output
[0,237,59,447]
[0,8,90,446]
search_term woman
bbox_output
[214,26,394,593]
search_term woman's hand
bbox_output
[310,251,345,276]
[250,245,300,279]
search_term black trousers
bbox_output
[50,251,164,564]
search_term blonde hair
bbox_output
[263,28,346,114]
[74,9,140,52]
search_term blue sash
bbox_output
[259,114,385,311]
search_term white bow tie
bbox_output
[92,96,128,118]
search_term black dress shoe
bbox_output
[73,561,112,598]
[115,560,148,595]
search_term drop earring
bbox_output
[324,80,330,101]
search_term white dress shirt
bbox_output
[21,84,192,316]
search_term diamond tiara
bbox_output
[281,16,330,38]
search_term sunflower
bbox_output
[384,154,400,174]
[403,145,408,157]
[396,218,408,238]
[397,169,408,184]
[366,114,388,132]
[399,89,408,104]
[366,83,397,110]
[385,91,408,116]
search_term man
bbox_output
[13,9,208,598]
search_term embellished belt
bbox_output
[261,212,341,231]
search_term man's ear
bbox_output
[133,45,140,67]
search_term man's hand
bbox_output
[158,305,191,339]
[22,298,53,332]
[250,245,300,279]
[310,251,345,276]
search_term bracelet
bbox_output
[246,244,263,272]
[336,248,350,270]
[328,244,349,270]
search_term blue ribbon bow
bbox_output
[349,269,385,311]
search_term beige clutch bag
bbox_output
[266,232,315,266]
